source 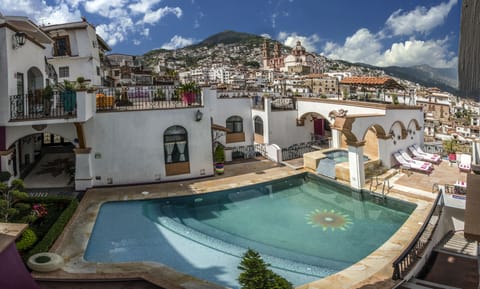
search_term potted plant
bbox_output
[214,145,225,174]
[178,82,200,105]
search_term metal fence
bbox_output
[230,144,267,160]
[281,142,317,161]
[10,91,76,121]
[392,191,444,280]
[271,97,296,111]
[95,85,203,111]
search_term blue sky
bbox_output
[0,0,460,68]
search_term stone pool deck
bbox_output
[32,159,462,289]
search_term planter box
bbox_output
[27,253,64,272]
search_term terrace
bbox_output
[8,86,204,123]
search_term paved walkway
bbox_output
[23,152,74,189]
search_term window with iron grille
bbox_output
[226,116,243,133]
[164,126,189,164]
[59,66,69,78]
[53,36,71,56]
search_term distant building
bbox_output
[262,39,321,74]
[42,18,111,86]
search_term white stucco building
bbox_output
[42,18,111,86]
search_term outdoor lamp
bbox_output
[195,109,203,122]
[13,31,26,49]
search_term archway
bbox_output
[360,124,387,159]
[253,116,264,144]
[298,112,332,146]
[27,67,44,94]
[7,132,75,189]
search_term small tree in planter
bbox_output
[238,249,292,289]
[0,174,32,223]
[214,145,225,174]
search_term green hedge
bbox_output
[25,198,79,260]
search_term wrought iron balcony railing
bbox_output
[9,90,77,121]
[95,86,203,112]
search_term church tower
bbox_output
[273,42,281,58]
[262,39,270,68]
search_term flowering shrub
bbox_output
[32,204,48,218]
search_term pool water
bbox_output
[324,149,370,164]
[85,174,415,288]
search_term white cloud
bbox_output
[133,39,141,45]
[129,0,162,15]
[323,28,382,64]
[270,13,278,29]
[141,6,182,25]
[161,35,195,50]
[96,16,134,46]
[0,0,184,47]
[260,33,271,39]
[0,0,81,25]
[278,32,320,52]
[379,38,458,68]
[385,0,458,36]
[84,0,128,17]
[324,28,457,68]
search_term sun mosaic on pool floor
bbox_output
[306,209,353,231]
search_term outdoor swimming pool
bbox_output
[324,149,370,164]
[85,173,415,288]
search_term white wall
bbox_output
[205,90,253,147]
[0,27,48,126]
[86,107,214,186]
[268,110,312,148]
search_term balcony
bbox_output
[9,90,94,124]
[10,91,77,121]
[95,86,203,112]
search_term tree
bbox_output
[238,249,292,289]
[0,176,32,223]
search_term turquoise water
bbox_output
[85,174,415,288]
[325,149,370,164]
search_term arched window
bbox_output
[254,116,263,135]
[164,126,189,164]
[226,116,243,133]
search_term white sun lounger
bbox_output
[393,152,432,174]
[408,145,441,164]
[412,144,442,163]
[399,150,433,169]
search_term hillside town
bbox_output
[0,10,479,289]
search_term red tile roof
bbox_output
[340,77,404,89]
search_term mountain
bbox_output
[190,30,265,48]
[356,63,458,94]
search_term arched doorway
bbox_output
[254,116,264,144]
[164,125,190,176]
[27,67,44,94]
[8,132,75,189]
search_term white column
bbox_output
[74,148,93,191]
[348,144,365,190]
[331,129,342,148]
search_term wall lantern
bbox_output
[13,31,27,49]
[195,109,203,122]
